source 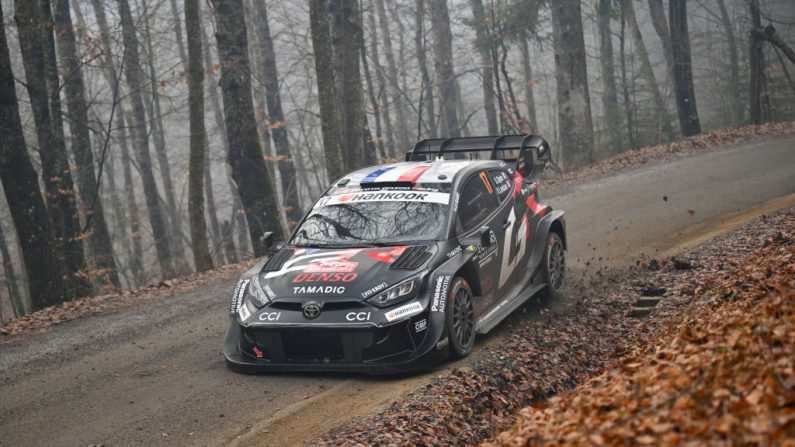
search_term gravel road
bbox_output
[1,134,793,447]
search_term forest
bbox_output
[0,0,793,321]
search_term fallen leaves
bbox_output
[484,210,795,446]
[0,260,256,341]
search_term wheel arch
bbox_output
[454,260,482,297]
[548,218,566,249]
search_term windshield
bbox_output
[291,191,450,246]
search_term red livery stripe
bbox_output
[396,165,431,183]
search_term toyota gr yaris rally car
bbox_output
[224,134,566,374]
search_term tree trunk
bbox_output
[622,0,675,141]
[754,24,795,67]
[139,1,187,269]
[251,0,303,228]
[328,0,368,168]
[597,0,623,152]
[415,0,436,138]
[619,6,637,149]
[89,0,144,286]
[366,1,395,156]
[0,2,64,310]
[15,0,92,299]
[748,0,765,125]
[716,0,741,123]
[310,0,344,180]
[211,0,285,256]
[648,0,674,78]
[117,0,174,277]
[53,0,120,289]
[429,0,461,137]
[0,220,22,317]
[468,0,498,135]
[518,27,538,133]
[221,220,238,264]
[550,0,595,169]
[375,0,410,150]
[184,0,213,272]
[362,8,386,161]
[669,0,701,136]
[169,0,188,69]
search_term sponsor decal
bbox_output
[263,283,276,301]
[304,260,358,273]
[495,182,510,196]
[446,246,462,259]
[264,249,361,279]
[293,272,358,283]
[452,192,461,211]
[346,311,371,321]
[477,231,499,268]
[230,279,250,314]
[479,171,494,194]
[384,301,424,322]
[362,281,388,299]
[414,319,427,332]
[258,311,282,321]
[465,245,477,253]
[492,171,511,196]
[252,346,264,359]
[238,304,251,321]
[293,286,346,294]
[477,299,509,325]
[436,337,449,350]
[498,208,529,288]
[431,275,452,312]
[313,191,451,208]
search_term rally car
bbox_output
[224,134,566,374]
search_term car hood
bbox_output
[257,245,437,302]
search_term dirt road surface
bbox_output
[1,134,793,447]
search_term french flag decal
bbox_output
[360,166,395,184]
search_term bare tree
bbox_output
[468,0,499,135]
[415,0,436,138]
[621,0,675,141]
[251,0,303,228]
[669,0,701,136]
[376,0,411,149]
[597,0,623,152]
[550,0,595,169]
[185,0,213,272]
[53,0,120,289]
[15,0,92,298]
[0,1,64,310]
[429,0,461,137]
[648,0,674,77]
[211,0,285,254]
[117,0,175,277]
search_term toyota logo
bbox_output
[302,302,321,319]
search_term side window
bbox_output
[458,171,500,234]
[489,169,512,201]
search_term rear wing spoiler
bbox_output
[405,134,559,178]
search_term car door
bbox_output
[488,169,529,294]
[456,170,509,310]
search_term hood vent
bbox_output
[391,246,431,270]
[261,247,292,272]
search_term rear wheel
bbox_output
[543,232,566,300]
[446,277,475,359]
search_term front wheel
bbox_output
[543,232,566,300]
[446,277,476,359]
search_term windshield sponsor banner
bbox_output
[384,301,424,322]
[314,191,450,208]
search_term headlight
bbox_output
[246,274,270,308]
[367,277,418,308]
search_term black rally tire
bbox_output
[542,232,566,300]
[445,277,476,359]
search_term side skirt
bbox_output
[475,281,545,334]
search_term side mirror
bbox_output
[262,231,284,252]
[516,135,551,180]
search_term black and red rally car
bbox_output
[224,135,566,374]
